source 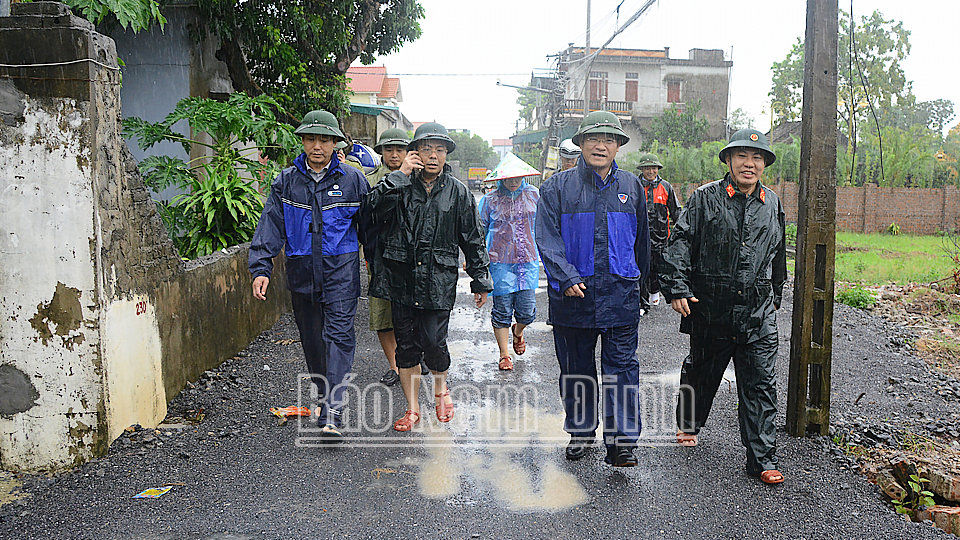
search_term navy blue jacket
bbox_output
[249,153,369,301]
[536,158,651,328]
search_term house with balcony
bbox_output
[519,46,733,153]
[344,65,413,145]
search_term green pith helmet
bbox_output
[637,153,663,169]
[334,140,348,150]
[408,122,456,153]
[572,110,630,146]
[374,128,411,154]
[294,110,345,140]
[718,128,776,165]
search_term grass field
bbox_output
[832,232,958,286]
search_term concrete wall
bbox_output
[0,2,290,471]
[681,179,960,235]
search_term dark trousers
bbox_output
[677,332,779,473]
[553,325,641,448]
[392,303,452,372]
[291,293,358,426]
[640,249,663,307]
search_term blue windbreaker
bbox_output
[249,153,369,301]
[535,158,650,328]
[478,179,540,296]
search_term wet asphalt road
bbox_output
[0,262,954,539]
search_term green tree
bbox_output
[726,107,755,131]
[64,0,166,32]
[769,10,913,137]
[648,100,710,148]
[194,0,424,122]
[449,132,498,169]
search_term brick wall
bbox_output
[682,180,960,235]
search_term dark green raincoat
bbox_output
[660,174,787,342]
[366,165,492,310]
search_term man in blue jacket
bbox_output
[249,110,369,442]
[535,111,651,466]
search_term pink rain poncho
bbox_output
[478,179,540,296]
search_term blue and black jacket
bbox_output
[535,157,651,328]
[249,153,369,302]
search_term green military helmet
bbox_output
[718,128,776,166]
[572,110,630,146]
[408,122,456,153]
[374,128,411,154]
[637,153,663,169]
[294,109,346,140]
[334,140,349,150]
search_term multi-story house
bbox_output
[520,45,733,153]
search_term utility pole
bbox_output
[581,0,591,116]
[786,0,838,437]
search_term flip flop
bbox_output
[498,355,514,371]
[512,324,526,355]
[676,431,698,447]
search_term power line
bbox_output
[390,73,530,77]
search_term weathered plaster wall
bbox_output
[0,86,109,470]
[0,2,291,471]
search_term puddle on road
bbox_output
[409,404,588,512]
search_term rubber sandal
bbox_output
[393,410,420,432]
[498,355,514,371]
[759,470,785,484]
[435,390,454,422]
[676,431,698,447]
[319,423,344,443]
[511,324,526,355]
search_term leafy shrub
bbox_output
[836,285,876,309]
[123,93,299,259]
[785,222,797,247]
[887,222,902,235]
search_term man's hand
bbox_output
[400,151,424,176]
[564,283,586,298]
[670,296,699,316]
[253,276,270,301]
[475,292,488,308]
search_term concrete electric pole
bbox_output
[786,0,839,437]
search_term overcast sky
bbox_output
[378,0,960,143]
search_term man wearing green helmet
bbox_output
[363,128,428,387]
[366,122,493,432]
[535,110,651,467]
[249,109,370,442]
[660,128,787,484]
[636,153,681,313]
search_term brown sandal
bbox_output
[498,355,514,371]
[676,431,698,447]
[435,390,454,422]
[512,324,526,355]
[759,470,785,484]
[393,410,420,432]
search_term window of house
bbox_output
[589,71,608,102]
[625,73,638,102]
[667,80,681,103]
